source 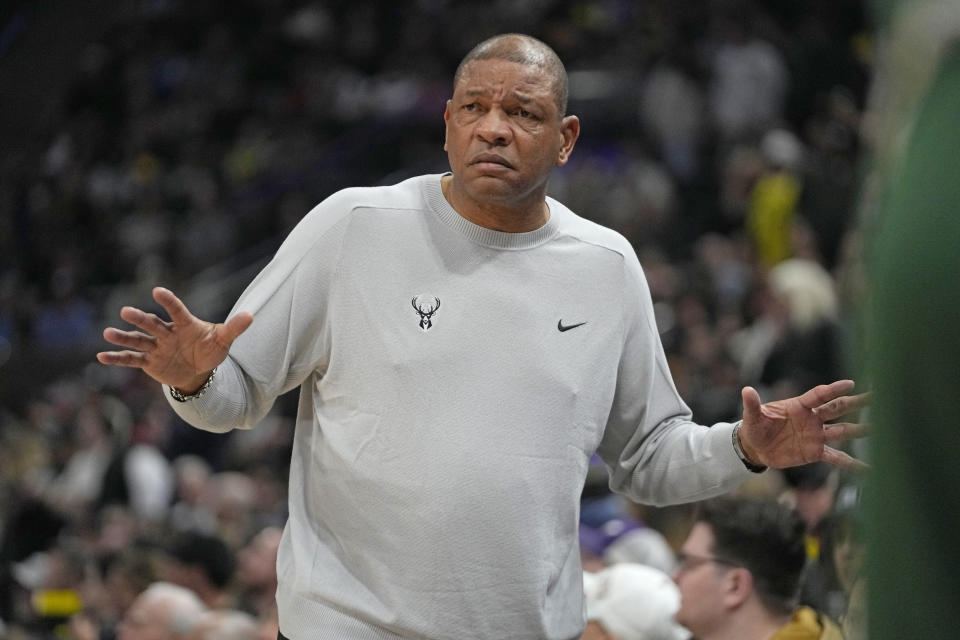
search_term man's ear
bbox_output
[557,115,580,166]
[721,567,754,610]
[443,100,452,151]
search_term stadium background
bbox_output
[0,1,874,638]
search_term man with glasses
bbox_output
[673,498,842,640]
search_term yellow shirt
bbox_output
[771,606,844,640]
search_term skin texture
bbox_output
[442,55,579,232]
[738,383,869,472]
[673,523,733,635]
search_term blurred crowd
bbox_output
[1,0,873,638]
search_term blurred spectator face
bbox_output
[116,593,176,640]
[116,583,204,640]
[99,505,136,552]
[174,455,211,505]
[832,520,865,592]
[791,485,835,533]
[780,464,838,533]
[237,527,282,589]
[443,56,576,213]
[672,523,729,635]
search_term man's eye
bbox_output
[463,103,477,111]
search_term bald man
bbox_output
[116,582,206,640]
[100,34,867,640]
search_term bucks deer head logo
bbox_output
[411,295,441,331]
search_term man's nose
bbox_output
[670,566,682,584]
[475,108,512,145]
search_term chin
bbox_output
[463,177,522,201]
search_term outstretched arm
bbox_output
[97,287,253,394]
[737,380,869,472]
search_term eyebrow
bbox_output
[463,88,536,104]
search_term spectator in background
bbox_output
[161,532,236,610]
[83,546,158,638]
[730,257,840,397]
[830,505,866,640]
[578,494,677,575]
[639,49,707,184]
[707,3,789,144]
[582,563,689,640]
[32,261,99,353]
[203,471,258,550]
[168,455,217,534]
[189,608,258,640]
[672,498,842,640]
[760,258,841,396]
[115,581,206,640]
[745,129,805,268]
[44,402,114,519]
[778,462,841,615]
[235,527,282,620]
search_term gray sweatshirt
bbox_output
[167,174,750,639]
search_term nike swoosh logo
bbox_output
[557,320,587,332]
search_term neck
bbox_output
[441,174,549,232]
[704,606,792,640]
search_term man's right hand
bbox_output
[97,287,253,394]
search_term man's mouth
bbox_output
[470,153,513,169]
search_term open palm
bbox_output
[739,381,869,472]
[97,287,253,392]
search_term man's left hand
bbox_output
[738,380,870,472]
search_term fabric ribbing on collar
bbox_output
[422,174,561,250]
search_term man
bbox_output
[162,531,236,610]
[672,498,842,640]
[116,582,206,640]
[235,526,283,619]
[98,34,866,640]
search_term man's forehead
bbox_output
[456,60,553,94]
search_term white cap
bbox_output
[603,528,678,574]
[583,564,690,640]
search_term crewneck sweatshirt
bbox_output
[167,174,750,639]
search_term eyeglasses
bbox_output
[675,552,742,573]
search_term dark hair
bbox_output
[697,498,806,616]
[453,33,569,116]
[168,531,236,589]
[782,461,835,491]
